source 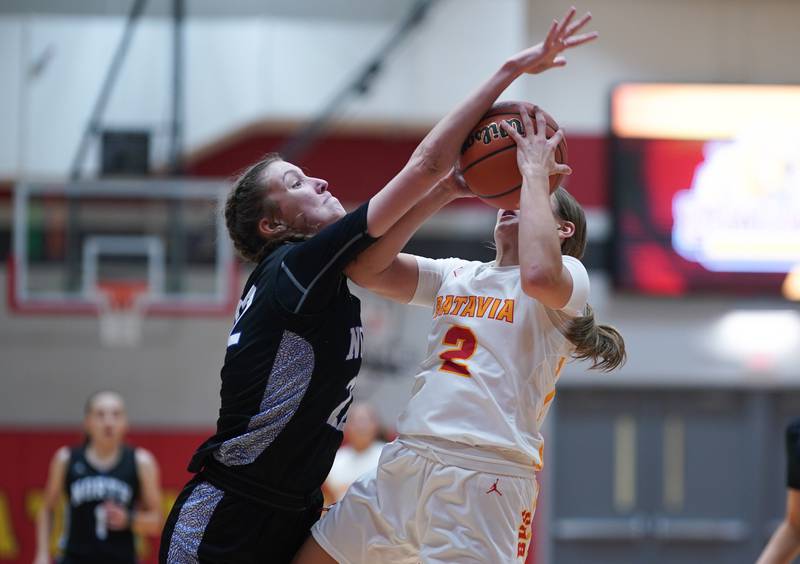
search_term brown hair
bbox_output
[554,187,626,372]
[224,153,309,263]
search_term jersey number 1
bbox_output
[438,325,477,377]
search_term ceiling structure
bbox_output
[0,0,419,20]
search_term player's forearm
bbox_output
[35,507,52,559]
[367,62,521,239]
[757,521,800,564]
[518,169,562,283]
[349,183,457,281]
[414,8,597,180]
[412,61,520,178]
[131,507,162,536]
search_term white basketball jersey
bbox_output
[396,255,590,472]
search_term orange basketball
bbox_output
[458,101,568,210]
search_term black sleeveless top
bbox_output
[62,444,139,563]
[787,418,800,489]
[188,202,377,506]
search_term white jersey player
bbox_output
[398,251,589,476]
[307,250,596,564]
[293,29,625,564]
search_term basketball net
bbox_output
[96,281,148,348]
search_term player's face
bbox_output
[493,195,564,250]
[263,160,346,233]
[84,393,128,446]
[493,208,520,249]
[344,405,380,451]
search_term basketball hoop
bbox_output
[96,281,148,348]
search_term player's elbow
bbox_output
[136,510,164,537]
[36,504,50,525]
[520,265,561,298]
[787,511,800,536]
[408,142,448,180]
[345,262,383,291]
[137,521,162,537]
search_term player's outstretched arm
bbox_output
[365,7,597,240]
[500,105,574,309]
[132,448,163,536]
[757,490,800,564]
[346,169,470,302]
[34,447,69,564]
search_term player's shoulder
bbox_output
[561,254,586,267]
[561,255,589,282]
[445,257,484,274]
[254,245,291,278]
[415,256,472,277]
[48,446,72,475]
[563,254,587,267]
[238,246,294,308]
[54,446,71,463]
[134,447,158,469]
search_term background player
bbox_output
[323,403,386,504]
[757,418,800,564]
[159,9,598,562]
[34,391,163,564]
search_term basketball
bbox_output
[458,101,568,210]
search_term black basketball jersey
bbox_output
[786,418,800,490]
[63,444,139,564]
[188,202,377,504]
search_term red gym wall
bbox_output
[0,429,543,564]
[0,429,211,564]
[185,126,609,209]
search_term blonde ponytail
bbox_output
[565,304,626,372]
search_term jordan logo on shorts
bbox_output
[486,479,502,496]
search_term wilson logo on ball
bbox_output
[458,100,567,210]
[460,118,524,153]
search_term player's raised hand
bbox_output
[508,6,597,75]
[500,105,572,183]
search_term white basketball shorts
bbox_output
[311,439,538,564]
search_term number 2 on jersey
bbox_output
[438,325,477,377]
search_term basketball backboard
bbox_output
[9,179,239,320]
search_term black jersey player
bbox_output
[160,32,573,562]
[757,418,800,564]
[161,196,379,564]
[35,391,163,564]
